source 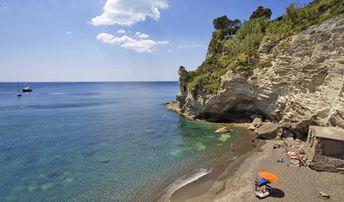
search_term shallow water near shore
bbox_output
[169,127,256,202]
[0,82,253,201]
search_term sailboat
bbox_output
[16,82,22,97]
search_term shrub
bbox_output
[185,0,344,96]
[250,6,272,19]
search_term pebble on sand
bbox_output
[319,192,330,199]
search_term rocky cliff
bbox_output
[168,15,344,137]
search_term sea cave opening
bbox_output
[198,100,272,123]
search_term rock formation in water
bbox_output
[168,1,344,138]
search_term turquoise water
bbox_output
[0,82,241,201]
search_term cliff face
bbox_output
[168,15,344,136]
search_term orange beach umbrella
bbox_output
[259,171,279,182]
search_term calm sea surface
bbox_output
[0,82,244,201]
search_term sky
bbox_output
[0,0,312,82]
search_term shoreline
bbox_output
[162,104,344,202]
[164,124,260,202]
[168,139,264,202]
[170,139,344,202]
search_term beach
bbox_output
[165,125,257,202]
[171,139,344,202]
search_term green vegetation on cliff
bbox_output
[186,0,344,95]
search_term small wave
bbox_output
[161,168,211,201]
[48,93,66,95]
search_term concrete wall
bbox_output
[306,128,318,160]
[307,128,344,173]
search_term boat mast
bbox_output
[16,81,22,97]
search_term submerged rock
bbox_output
[63,178,73,185]
[218,134,231,142]
[47,171,64,178]
[215,127,232,134]
[194,142,207,151]
[41,182,54,191]
[27,184,39,192]
[170,148,192,157]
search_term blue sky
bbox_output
[0,0,312,82]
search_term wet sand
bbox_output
[171,140,344,202]
[169,126,258,202]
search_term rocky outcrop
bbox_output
[249,117,263,130]
[254,123,282,139]
[168,15,344,136]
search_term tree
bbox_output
[213,15,230,30]
[285,3,299,21]
[250,6,272,19]
[227,19,241,35]
[213,16,241,39]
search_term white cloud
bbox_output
[97,32,169,53]
[117,29,126,34]
[135,32,149,38]
[66,31,73,35]
[91,0,169,26]
[177,44,202,49]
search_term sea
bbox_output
[0,82,250,201]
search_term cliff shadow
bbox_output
[199,110,268,123]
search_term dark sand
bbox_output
[168,125,258,202]
[171,140,344,202]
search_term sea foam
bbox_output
[161,168,211,201]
